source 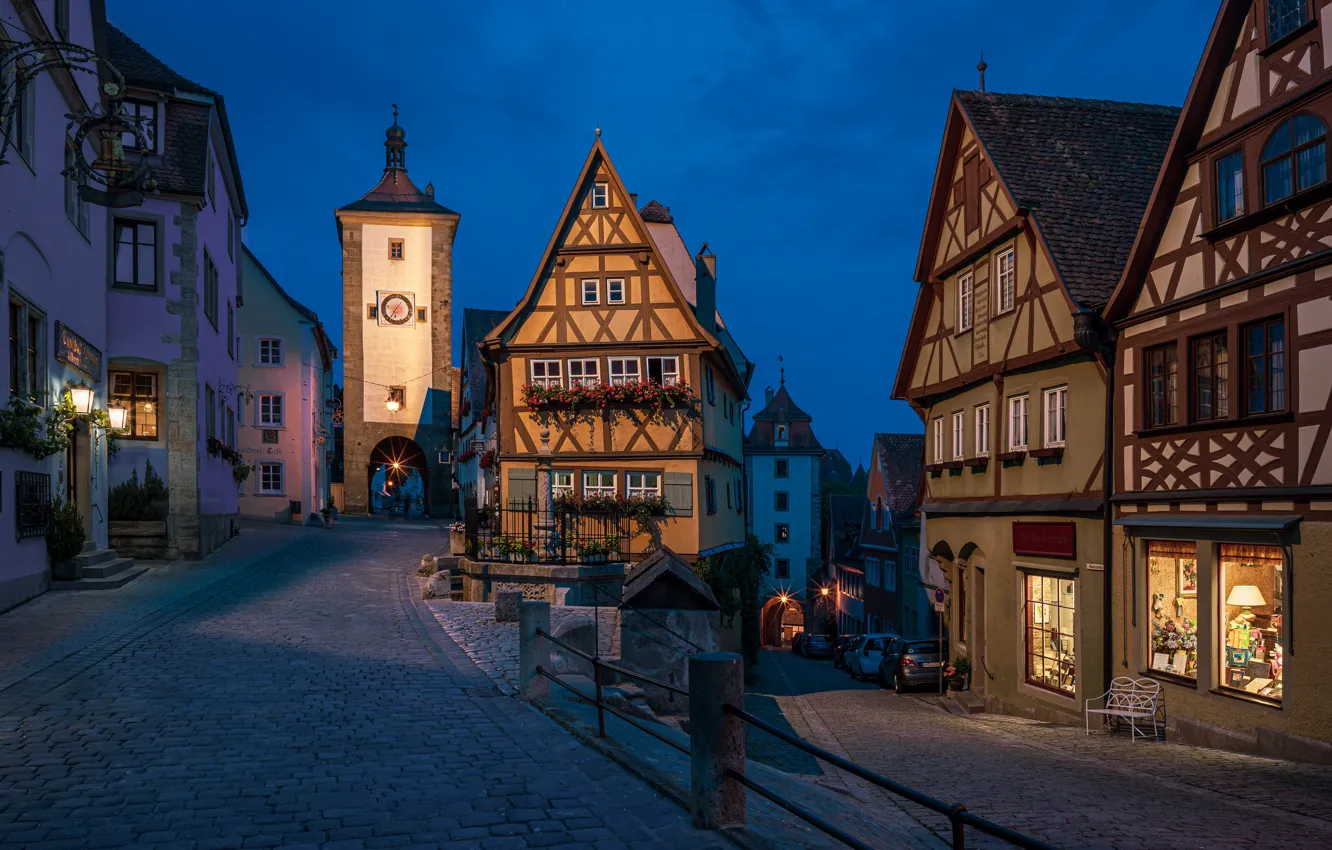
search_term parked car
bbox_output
[803,634,835,659]
[845,633,899,680]
[791,632,807,656]
[879,638,948,692]
[832,634,861,669]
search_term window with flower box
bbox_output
[530,359,561,389]
[553,471,575,496]
[1145,540,1199,680]
[609,357,639,385]
[647,356,679,386]
[568,359,599,387]
[626,472,660,498]
[583,471,616,498]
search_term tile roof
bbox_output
[639,199,674,223]
[956,91,1180,310]
[829,494,867,562]
[338,168,458,214]
[462,308,510,415]
[752,385,811,421]
[105,24,213,95]
[874,433,924,517]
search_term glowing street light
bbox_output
[107,402,128,431]
[68,381,95,414]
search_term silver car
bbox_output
[845,633,899,681]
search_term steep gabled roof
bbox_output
[954,91,1179,310]
[874,433,925,518]
[484,138,722,353]
[751,385,811,422]
[105,24,213,96]
[338,168,457,214]
[1105,0,1249,321]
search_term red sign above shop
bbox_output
[1012,522,1076,559]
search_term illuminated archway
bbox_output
[368,436,429,516]
[760,595,805,647]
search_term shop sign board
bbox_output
[55,321,102,380]
[1012,521,1076,559]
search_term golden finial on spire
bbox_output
[595,125,602,139]
[977,51,988,92]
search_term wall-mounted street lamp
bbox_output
[385,385,405,412]
[107,401,128,432]
[68,380,94,415]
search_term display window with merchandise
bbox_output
[1146,540,1199,680]
[1218,544,1284,704]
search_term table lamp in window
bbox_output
[1226,585,1265,625]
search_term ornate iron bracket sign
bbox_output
[0,38,155,206]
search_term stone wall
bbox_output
[457,558,625,607]
[620,608,720,712]
[166,202,201,559]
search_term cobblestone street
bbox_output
[749,647,1332,848]
[0,521,726,849]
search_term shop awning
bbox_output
[1113,515,1301,531]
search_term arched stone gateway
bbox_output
[368,436,429,516]
[760,595,805,647]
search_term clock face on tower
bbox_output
[378,291,415,326]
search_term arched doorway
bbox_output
[368,436,429,516]
[760,595,805,648]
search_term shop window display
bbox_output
[1146,541,1199,679]
[1024,575,1076,695]
[1219,544,1284,703]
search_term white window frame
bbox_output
[975,404,991,457]
[952,411,965,461]
[1044,386,1067,448]
[530,359,562,388]
[957,271,973,331]
[258,393,284,428]
[885,562,898,592]
[591,182,609,208]
[608,357,640,386]
[626,472,661,499]
[1008,395,1029,451]
[568,358,600,387]
[866,557,881,588]
[646,355,679,386]
[583,471,617,497]
[553,471,575,496]
[258,461,284,495]
[257,337,283,367]
[581,278,599,305]
[933,417,944,463]
[995,248,1015,315]
[607,278,625,304]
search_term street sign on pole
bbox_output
[933,601,945,613]
[935,587,945,603]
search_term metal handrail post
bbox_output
[950,804,968,850]
[594,659,606,738]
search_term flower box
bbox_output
[521,380,697,413]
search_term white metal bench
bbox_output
[1085,676,1162,741]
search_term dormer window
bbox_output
[591,182,609,208]
[776,425,787,441]
[1262,115,1327,205]
[1268,0,1308,43]
[121,98,158,153]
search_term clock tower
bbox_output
[335,109,458,516]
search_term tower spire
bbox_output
[778,354,785,387]
[977,51,988,92]
[384,103,407,172]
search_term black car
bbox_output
[803,634,834,659]
[879,638,948,692]
[832,634,861,669]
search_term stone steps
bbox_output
[81,556,137,580]
[51,563,150,592]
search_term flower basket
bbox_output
[521,380,697,413]
[450,529,466,555]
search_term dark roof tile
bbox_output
[639,199,674,223]
[874,432,924,516]
[462,308,510,415]
[105,24,213,95]
[956,91,1179,310]
[829,494,867,561]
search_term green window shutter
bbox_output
[663,472,693,517]
[507,467,536,507]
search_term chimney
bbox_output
[425,182,435,199]
[694,242,716,335]
[629,192,638,206]
[765,385,775,407]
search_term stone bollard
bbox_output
[688,652,746,830]
[519,601,551,702]
[422,570,451,600]
[495,589,523,623]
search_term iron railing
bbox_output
[15,470,51,541]
[465,498,637,565]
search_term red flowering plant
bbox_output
[522,380,696,413]
[478,449,496,469]
[457,447,478,463]
[553,491,671,535]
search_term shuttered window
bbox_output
[508,467,536,506]
[663,472,693,517]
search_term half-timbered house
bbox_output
[480,139,752,562]
[1106,0,1332,761]
[894,90,1177,723]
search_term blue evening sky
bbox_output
[111,0,1219,467]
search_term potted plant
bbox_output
[319,506,333,528]
[449,521,466,555]
[577,536,612,565]
[945,656,972,693]
[47,497,86,580]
